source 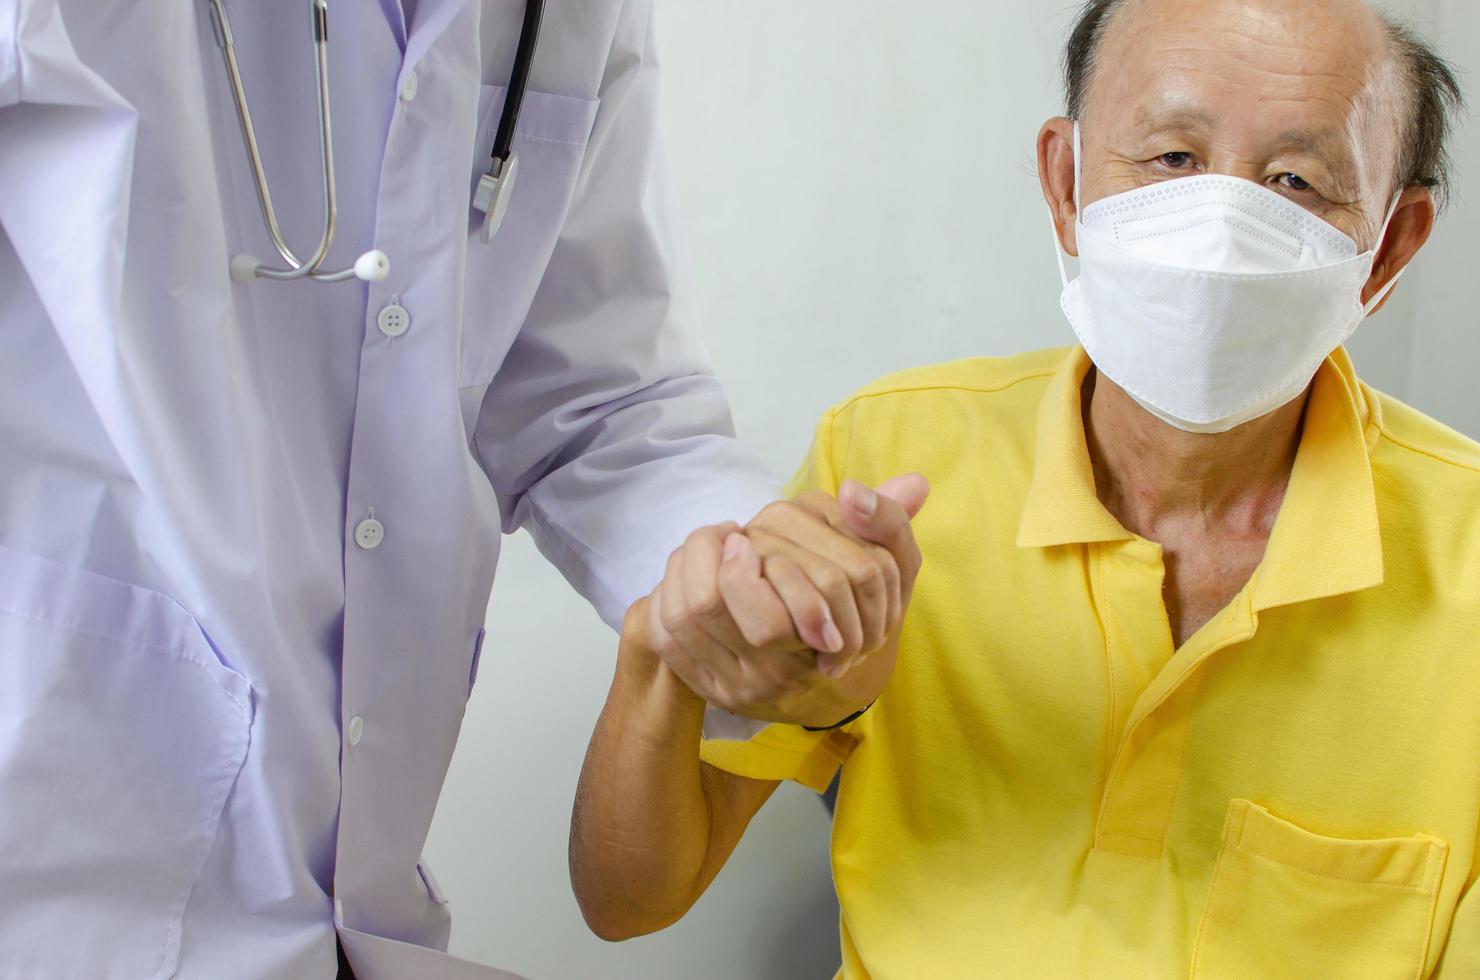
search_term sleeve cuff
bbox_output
[700,724,851,794]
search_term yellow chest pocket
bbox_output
[1191,799,1448,980]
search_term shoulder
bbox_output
[808,348,1069,487]
[830,348,1068,413]
[1365,387,1480,580]
[1368,387,1480,488]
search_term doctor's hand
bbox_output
[636,474,929,729]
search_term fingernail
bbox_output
[821,658,846,679]
[821,620,845,654]
[850,482,878,518]
[722,535,743,562]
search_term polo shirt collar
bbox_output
[1015,348,1133,549]
[1016,346,1384,610]
[1250,347,1384,609]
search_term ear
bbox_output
[1038,117,1080,257]
[1362,186,1435,315]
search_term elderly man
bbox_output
[570,0,1480,975]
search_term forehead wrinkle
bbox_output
[1089,0,1393,108]
[1152,33,1378,95]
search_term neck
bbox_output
[1084,370,1305,540]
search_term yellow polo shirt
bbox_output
[701,346,1480,979]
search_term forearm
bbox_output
[570,600,734,940]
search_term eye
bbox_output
[1276,173,1314,192]
[1157,152,1197,170]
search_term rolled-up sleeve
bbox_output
[471,0,780,628]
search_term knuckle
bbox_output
[757,500,791,524]
[743,527,779,558]
[658,603,690,637]
[716,556,746,588]
[879,546,903,581]
[798,490,834,513]
[685,525,720,551]
[845,557,885,592]
[736,680,772,708]
[651,628,680,661]
[880,564,902,600]
[706,686,741,713]
[690,583,726,621]
[762,554,794,581]
[815,564,849,596]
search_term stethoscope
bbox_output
[205,0,545,284]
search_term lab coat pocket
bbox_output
[1190,799,1447,980]
[457,85,599,388]
[0,544,253,980]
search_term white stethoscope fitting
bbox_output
[207,0,387,284]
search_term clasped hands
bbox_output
[626,474,930,730]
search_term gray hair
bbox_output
[1060,0,1467,207]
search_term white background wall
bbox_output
[425,2,1479,978]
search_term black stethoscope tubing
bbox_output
[493,0,545,174]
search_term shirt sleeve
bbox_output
[470,0,781,629]
[698,406,868,790]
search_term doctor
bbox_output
[0,1,916,977]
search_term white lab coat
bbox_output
[0,0,779,976]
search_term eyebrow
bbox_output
[1131,107,1218,134]
[1270,126,1350,158]
[1269,127,1361,192]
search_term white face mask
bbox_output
[1053,123,1403,434]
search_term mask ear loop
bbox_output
[1049,120,1083,290]
[1362,191,1406,317]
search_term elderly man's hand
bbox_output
[634,475,929,729]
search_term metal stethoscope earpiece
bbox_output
[206,0,544,286]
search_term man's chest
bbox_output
[1160,531,1269,647]
[879,556,1479,976]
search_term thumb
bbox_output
[874,473,930,518]
[839,474,930,527]
[837,474,929,574]
[724,531,762,579]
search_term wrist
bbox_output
[616,598,708,728]
[778,643,896,729]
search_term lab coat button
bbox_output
[377,303,411,337]
[347,715,364,747]
[399,71,418,103]
[354,518,385,550]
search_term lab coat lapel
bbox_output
[402,0,474,73]
[377,0,409,50]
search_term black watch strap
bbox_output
[802,700,876,733]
